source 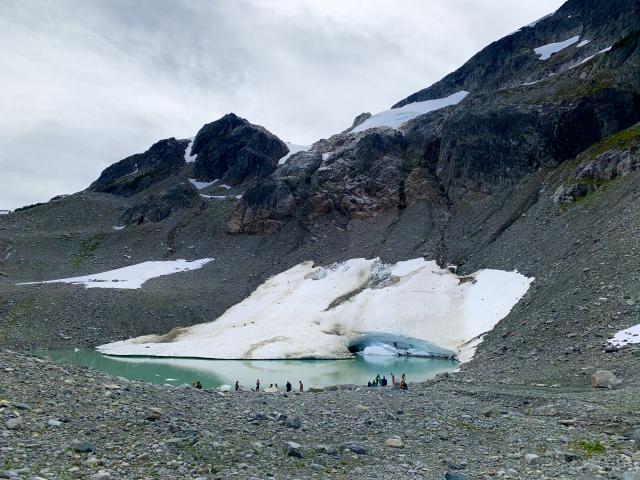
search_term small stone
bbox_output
[47,419,62,427]
[444,472,468,480]
[285,416,302,429]
[89,472,112,480]
[480,408,492,417]
[5,418,23,430]
[283,441,303,458]
[145,407,163,421]
[307,386,324,393]
[385,436,404,448]
[340,441,367,455]
[592,370,622,389]
[524,453,540,465]
[71,439,96,453]
[12,403,31,410]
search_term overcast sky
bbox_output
[0,0,564,210]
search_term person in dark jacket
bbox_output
[286,381,292,392]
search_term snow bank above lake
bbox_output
[18,259,213,289]
[351,91,469,133]
[98,257,533,362]
[534,35,580,60]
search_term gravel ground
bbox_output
[1,349,639,480]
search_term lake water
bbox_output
[35,349,458,389]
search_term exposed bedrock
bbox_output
[192,113,288,185]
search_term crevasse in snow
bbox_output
[18,259,213,289]
[533,35,580,60]
[97,257,533,362]
[351,91,469,133]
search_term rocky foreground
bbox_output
[1,350,639,480]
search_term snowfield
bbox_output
[18,259,213,289]
[533,35,580,60]
[609,323,640,347]
[97,257,533,362]
[189,178,218,190]
[278,142,310,165]
[351,91,469,133]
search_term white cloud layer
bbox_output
[0,0,563,210]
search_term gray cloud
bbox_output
[0,0,564,210]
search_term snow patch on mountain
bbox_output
[97,257,533,362]
[189,178,218,190]
[577,39,591,48]
[18,259,213,289]
[184,139,197,163]
[278,143,311,165]
[609,323,640,347]
[534,35,580,60]
[352,91,469,133]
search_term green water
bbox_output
[35,349,458,389]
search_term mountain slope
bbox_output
[1,0,639,385]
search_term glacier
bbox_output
[97,257,533,362]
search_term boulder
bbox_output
[283,441,303,458]
[591,370,623,389]
[385,436,404,448]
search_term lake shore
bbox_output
[2,349,639,479]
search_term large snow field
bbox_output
[609,323,640,347]
[278,142,311,165]
[534,35,580,60]
[351,91,469,134]
[98,257,533,362]
[18,259,213,289]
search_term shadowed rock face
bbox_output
[192,113,288,186]
[88,138,188,197]
[120,183,203,225]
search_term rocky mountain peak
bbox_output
[191,113,288,186]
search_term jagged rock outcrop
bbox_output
[553,122,640,204]
[120,183,203,225]
[192,113,288,185]
[89,138,187,196]
[393,0,640,107]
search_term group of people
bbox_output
[367,372,408,390]
[250,379,303,392]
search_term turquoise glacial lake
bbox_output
[36,348,458,389]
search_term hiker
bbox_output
[256,379,260,392]
[235,381,240,392]
[195,381,203,390]
[375,373,381,385]
[286,381,292,392]
[381,376,388,386]
[391,373,396,386]
[367,381,372,387]
[400,373,408,390]
[299,381,304,392]
[269,383,274,388]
